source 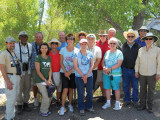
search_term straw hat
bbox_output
[98,30,108,36]
[123,29,139,39]
[141,32,158,42]
[76,31,87,40]
[48,38,61,47]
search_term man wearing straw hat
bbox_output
[95,30,110,102]
[122,29,140,108]
[135,26,149,47]
[48,38,62,107]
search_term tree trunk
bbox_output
[38,0,45,31]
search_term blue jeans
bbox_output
[75,76,93,110]
[122,67,139,102]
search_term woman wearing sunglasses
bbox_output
[48,38,62,107]
[135,33,160,113]
[35,43,52,117]
[59,33,78,116]
[73,39,94,116]
[102,37,123,111]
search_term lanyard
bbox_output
[19,42,30,63]
[6,49,18,64]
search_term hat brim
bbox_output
[141,36,158,42]
[76,32,87,41]
[48,40,61,47]
[123,31,139,40]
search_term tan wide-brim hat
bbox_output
[141,32,158,42]
[123,29,139,39]
[98,30,108,36]
[48,38,61,47]
[76,31,87,41]
[138,26,149,33]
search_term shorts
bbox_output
[103,73,120,90]
[60,73,76,89]
[97,70,103,82]
[92,70,97,89]
[31,69,36,86]
[52,72,62,92]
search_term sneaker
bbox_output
[113,103,120,110]
[80,110,85,116]
[34,98,39,107]
[40,112,48,117]
[123,101,130,107]
[68,105,74,112]
[86,108,96,114]
[102,102,111,109]
[59,107,65,116]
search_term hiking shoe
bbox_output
[40,112,48,117]
[132,102,139,108]
[59,107,65,116]
[113,103,120,111]
[23,103,31,112]
[17,105,23,115]
[80,110,85,116]
[147,108,153,113]
[68,104,74,112]
[123,101,130,107]
[137,105,146,111]
[34,98,39,107]
[86,108,96,114]
[102,102,111,109]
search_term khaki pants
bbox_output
[36,83,51,113]
[5,74,20,120]
[139,74,156,109]
[17,72,31,105]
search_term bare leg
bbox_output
[105,89,111,100]
[69,88,73,105]
[100,82,105,96]
[33,85,38,98]
[61,88,68,107]
[115,89,120,101]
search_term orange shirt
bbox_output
[49,51,60,72]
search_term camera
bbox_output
[110,75,113,80]
[16,63,22,75]
[22,62,29,71]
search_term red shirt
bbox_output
[96,39,110,70]
[49,51,60,72]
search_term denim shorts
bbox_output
[103,73,120,90]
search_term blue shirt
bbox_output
[104,50,123,76]
[135,37,146,47]
[76,43,80,49]
[30,42,40,70]
[59,47,78,73]
[57,42,68,50]
[73,50,93,77]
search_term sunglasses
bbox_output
[127,36,135,38]
[51,42,58,45]
[145,38,153,40]
[100,35,106,37]
[139,30,147,32]
[109,43,116,45]
[66,36,75,40]
[79,34,85,37]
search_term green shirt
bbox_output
[35,55,51,83]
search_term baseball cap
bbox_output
[19,31,28,36]
[5,37,16,43]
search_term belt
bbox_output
[124,67,134,69]
[7,73,19,75]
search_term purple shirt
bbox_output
[135,37,146,47]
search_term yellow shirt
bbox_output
[135,45,160,76]
[0,50,17,74]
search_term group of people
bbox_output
[0,26,160,120]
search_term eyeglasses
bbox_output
[109,43,116,45]
[127,36,135,38]
[145,38,153,40]
[66,36,75,40]
[51,42,58,45]
[139,30,147,32]
[79,34,85,37]
[100,35,106,37]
